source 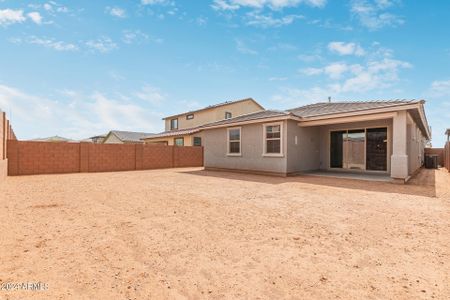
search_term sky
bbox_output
[0,0,449,146]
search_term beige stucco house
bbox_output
[199,100,430,182]
[142,98,264,146]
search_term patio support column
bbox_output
[391,111,408,179]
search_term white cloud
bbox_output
[43,3,53,11]
[428,80,450,97]
[122,30,152,44]
[212,0,326,11]
[350,0,404,30]
[292,55,411,104]
[42,2,69,14]
[86,37,117,53]
[106,6,126,18]
[27,12,43,24]
[245,12,303,27]
[300,67,323,76]
[271,86,334,106]
[10,36,78,51]
[0,9,26,26]
[0,84,163,140]
[269,77,288,81]
[134,85,166,105]
[235,39,258,55]
[195,16,208,26]
[141,0,169,5]
[328,41,365,56]
[297,53,322,62]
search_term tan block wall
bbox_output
[7,141,203,176]
[1,112,16,179]
[425,148,444,166]
[444,142,450,172]
[164,100,263,131]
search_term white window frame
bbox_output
[225,112,232,119]
[227,127,241,156]
[263,122,283,157]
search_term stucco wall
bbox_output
[202,121,288,174]
[145,135,202,146]
[286,120,320,173]
[103,133,124,144]
[164,100,263,131]
[317,119,393,172]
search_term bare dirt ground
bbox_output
[0,168,449,299]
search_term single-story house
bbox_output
[199,100,430,182]
[102,130,154,144]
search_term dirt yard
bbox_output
[0,168,449,299]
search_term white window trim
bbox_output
[263,122,283,157]
[227,127,242,156]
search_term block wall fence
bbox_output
[7,141,203,176]
[424,148,444,166]
[1,112,16,178]
[444,142,450,172]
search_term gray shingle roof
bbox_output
[288,99,423,118]
[201,110,290,128]
[110,130,154,143]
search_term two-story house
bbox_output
[141,98,264,146]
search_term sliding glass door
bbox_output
[366,128,388,171]
[330,127,387,171]
[330,131,345,168]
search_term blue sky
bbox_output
[0,0,449,146]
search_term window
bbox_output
[174,137,184,146]
[227,127,241,155]
[193,137,202,146]
[186,114,194,120]
[170,118,178,130]
[264,123,282,155]
[225,112,232,119]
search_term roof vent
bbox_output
[328,96,331,103]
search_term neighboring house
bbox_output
[31,136,74,142]
[141,98,264,146]
[199,100,430,182]
[103,130,154,144]
[88,134,107,144]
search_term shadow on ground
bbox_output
[181,168,438,198]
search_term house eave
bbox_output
[201,115,301,130]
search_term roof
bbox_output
[142,127,202,140]
[107,130,154,143]
[200,99,430,139]
[89,134,107,139]
[162,97,264,120]
[31,135,73,142]
[201,110,290,129]
[287,99,424,118]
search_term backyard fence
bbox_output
[424,147,444,167]
[1,111,16,178]
[7,141,203,176]
[445,142,450,172]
